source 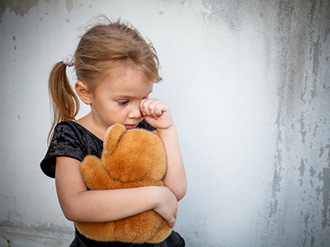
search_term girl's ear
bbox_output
[75,81,92,105]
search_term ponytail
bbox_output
[48,62,80,142]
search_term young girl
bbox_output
[40,18,187,247]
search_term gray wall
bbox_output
[0,0,329,246]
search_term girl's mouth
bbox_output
[125,124,138,129]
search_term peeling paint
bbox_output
[201,0,243,31]
[310,167,317,177]
[322,168,330,229]
[0,0,39,22]
[299,159,306,187]
[264,0,330,245]
[298,113,307,144]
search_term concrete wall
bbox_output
[0,0,329,246]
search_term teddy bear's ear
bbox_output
[103,124,126,155]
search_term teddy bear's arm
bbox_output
[80,156,115,190]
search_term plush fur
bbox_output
[74,124,172,243]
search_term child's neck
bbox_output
[76,113,107,141]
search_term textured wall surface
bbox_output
[0,0,329,246]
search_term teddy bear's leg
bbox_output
[113,214,140,243]
[80,156,115,190]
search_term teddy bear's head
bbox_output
[101,124,167,183]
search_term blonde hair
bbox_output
[48,19,162,141]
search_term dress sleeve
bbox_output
[40,123,85,178]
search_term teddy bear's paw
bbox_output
[80,156,115,190]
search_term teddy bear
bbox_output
[74,123,173,243]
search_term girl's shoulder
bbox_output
[54,121,101,141]
[40,121,103,178]
[51,121,104,154]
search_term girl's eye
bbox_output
[118,100,129,105]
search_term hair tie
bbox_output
[62,54,75,67]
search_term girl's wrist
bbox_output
[150,186,166,209]
[157,124,177,139]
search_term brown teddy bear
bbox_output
[74,124,173,243]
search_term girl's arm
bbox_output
[158,125,187,201]
[55,156,178,227]
[140,99,187,201]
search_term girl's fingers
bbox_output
[140,99,150,116]
[140,98,172,129]
[140,99,167,118]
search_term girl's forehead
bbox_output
[99,69,153,97]
[113,88,153,99]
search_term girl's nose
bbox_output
[128,105,142,119]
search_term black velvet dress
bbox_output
[40,120,185,247]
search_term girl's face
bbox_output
[89,66,153,131]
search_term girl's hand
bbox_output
[140,99,173,130]
[154,186,178,228]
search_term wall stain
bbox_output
[322,168,330,229]
[311,36,321,100]
[310,167,317,177]
[299,158,306,186]
[201,0,243,31]
[266,0,330,245]
[298,112,307,144]
[66,0,73,13]
[0,0,39,22]
[269,0,295,220]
